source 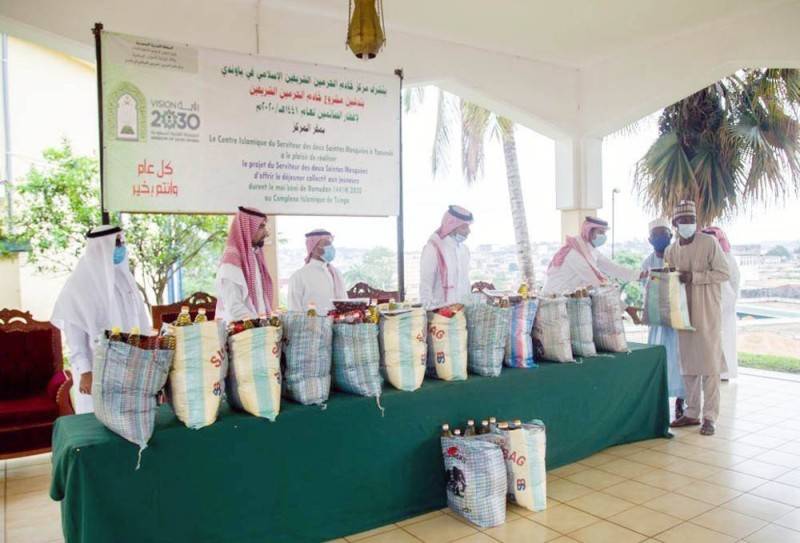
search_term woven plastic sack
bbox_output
[643,269,695,331]
[504,299,539,368]
[590,286,629,352]
[426,310,468,381]
[333,323,382,398]
[168,320,227,429]
[283,312,333,405]
[379,308,427,391]
[227,325,283,420]
[441,436,507,528]
[92,334,173,464]
[566,297,597,357]
[491,421,548,512]
[465,304,511,377]
[532,297,574,362]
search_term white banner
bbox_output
[101,31,400,216]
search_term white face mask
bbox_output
[452,233,467,244]
[677,223,697,239]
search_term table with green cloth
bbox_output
[50,343,669,543]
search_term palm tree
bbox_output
[634,69,800,226]
[405,87,536,287]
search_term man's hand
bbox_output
[678,271,692,284]
[625,306,643,325]
[639,270,649,281]
[79,372,93,395]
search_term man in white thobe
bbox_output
[51,225,151,414]
[216,206,274,322]
[419,205,473,309]
[703,226,740,380]
[543,216,643,295]
[288,229,347,314]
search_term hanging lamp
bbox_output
[346,0,386,59]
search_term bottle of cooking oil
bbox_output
[128,326,141,348]
[176,306,192,326]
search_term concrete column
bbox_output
[0,253,21,309]
[555,137,603,239]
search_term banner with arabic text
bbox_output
[101,31,400,216]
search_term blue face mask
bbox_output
[322,245,336,263]
[113,245,127,265]
[650,233,672,252]
[591,233,607,248]
[452,233,467,244]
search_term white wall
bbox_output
[0,253,21,309]
[2,37,98,319]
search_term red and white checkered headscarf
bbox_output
[547,217,607,282]
[435,205,473,238]
[221,207,273,313]
[702,226,731,253]
[428,206,473,302]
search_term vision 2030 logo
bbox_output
[107,81,147,142]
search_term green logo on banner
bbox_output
[106,82,147,143]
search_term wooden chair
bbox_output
[346,282,399,304]
[151,291,218,329]
[0,308,74,459]
[470,281,496,293]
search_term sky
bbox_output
[276,88,800,252]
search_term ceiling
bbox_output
[265,0,780,68]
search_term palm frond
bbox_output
[634,131,698,218]
[460,101,492,184]
[431,89,458,178]
[402,86,426,114]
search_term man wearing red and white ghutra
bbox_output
[215,206,274,322]
[542,216,642,295]
[420,205,473,309]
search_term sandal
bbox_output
[700,420,715,436]
[670,415,700,428]
[674,398,685,420]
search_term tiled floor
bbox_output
[5,372,800,543]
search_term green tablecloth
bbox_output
[51,343,669,543]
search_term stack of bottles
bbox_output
[174,306,210,326]
[227,312,282,336]
[106,326,175,350]
[327,299,379,325]
[440,417,526,437]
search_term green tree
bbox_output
[766,245,792,259]
[16,141,101,269]
[635,69,800,226]
[123,213,228,306]
[405,87,536,287]
[343,246,396,290]
[15,140,228,307]
[613,250,644,307]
